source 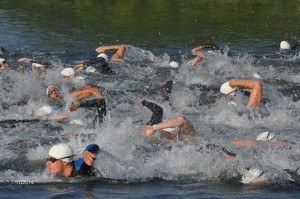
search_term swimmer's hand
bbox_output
[82,150,95,166]
[69,102,80,112]
[142,126,155,137]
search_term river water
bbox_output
[1,0,300,198]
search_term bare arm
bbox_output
[48,115,69,121]
[230,139,289,148]
[71,86,103,99]
[188,50,204,65]
[143,116,196,140]
[229,79,263,108]
[95,45,125,61]
[191,45,203,53]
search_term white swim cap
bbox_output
[61,68,75,77]
[169,61,179,68]
[35,105,54,117]
[46,85,56,96]
[280,41,291,50]
[48,144,74,163]
[256,131,275,141]
[86,66,96,73]
[0,58,6,64]
[253,73,262,79]
[32,63,45,69]
[97,53,108,61]
[220,81,237,95]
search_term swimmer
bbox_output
[0,58,9,71]
[18,57,52,75]
[140,98,197,141]
[230,132,290,148]
[46,143,100,177]
[188,43,220,65]
[140,98,236,160]
[74,55,115,75]
[46,85,107,123]
[95,45,125,62]
[220,79,263,108]
[280,41,300,51]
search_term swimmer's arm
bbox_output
[188,51,204,66]
[96,45,125,54]
[47,115,69,121]
[230,140,262,148]
[71,88,103,100]
[229,79,261,90]
[69,99,106,111]
[191,45,203,53]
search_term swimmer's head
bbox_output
[97,53,108,61]
[280,41,291,50]
[220,81,237,96]
[169,61,179,68]
[48,144,74,163]
[0,58,9,70]
[61,68,75,77]
[46,85,63,101]
[32,63,46,70]
[0,58,6,64]
[46,85,56,96]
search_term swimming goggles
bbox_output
[47,155,74,163]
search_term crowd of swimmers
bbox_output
[0,41,297,178]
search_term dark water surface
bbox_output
[1,0,300,198]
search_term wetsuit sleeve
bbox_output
[82,57,106,66]
[141,100,163,125]
[85,144,100,154]
[205,144,236,157]
[79,99,107,123]
[79,99,106,108]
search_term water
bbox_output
[1,0,300,198]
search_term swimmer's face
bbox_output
[46,156,64,175]
[0,61,9,71]
[47,86,63,101]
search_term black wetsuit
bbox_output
[82,57,114,74]
[141,100,163,125]
[160,80,173,101]
[79,98,107,124]
[141,100,236,157]
[292,42,300,51]
[69,144,100,177]
[0,46,9,54]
